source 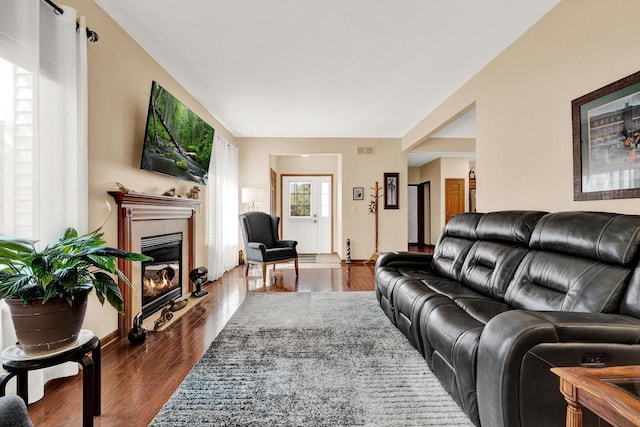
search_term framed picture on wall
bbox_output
[573,70,640,200]
[353,187,364,200]
[384,172,399,209]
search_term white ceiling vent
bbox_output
[356,146,375,156]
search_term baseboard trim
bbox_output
[101,330,121,350]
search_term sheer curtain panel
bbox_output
[207,133,239,281]
[0,0,89,402]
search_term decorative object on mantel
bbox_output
[0,227,151,355]
[572,69,640,201]
[364,181,383,265]
[128,312,148,345]
[469,167,476,179]
[187,185,201,199]
[115,181,133,194]
[190,266,209,298]
[162,187,176,197]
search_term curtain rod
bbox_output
[76,22,99,43]
[42,0,99,42]
[43,0,64,15]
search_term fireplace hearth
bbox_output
[141,233,183,319]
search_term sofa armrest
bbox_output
[375,251,433,270]
[477,310,640,427]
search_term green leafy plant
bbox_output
[0,228,151,314]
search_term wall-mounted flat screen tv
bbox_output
[140,81,214,184]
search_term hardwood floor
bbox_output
[26,264,375,426]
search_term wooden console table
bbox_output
[552,365,640,427]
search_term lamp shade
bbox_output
[241,187,264,204]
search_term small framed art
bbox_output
[353,187,364,200]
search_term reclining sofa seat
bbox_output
[375,212,483,330]
[478,211,640,427]
[374,210,640,427]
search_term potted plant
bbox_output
[0,227,151,355]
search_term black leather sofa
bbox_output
[375,210,640,427]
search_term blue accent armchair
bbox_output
[239,211,298,284]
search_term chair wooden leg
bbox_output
[262,264,267,285]
[245,263,249,276]
[295,258,299,277]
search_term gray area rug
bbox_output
[149,292,473,426]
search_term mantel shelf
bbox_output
[108,191,202,209]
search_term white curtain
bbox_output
[0,0,89,402]
[207,133,239,281]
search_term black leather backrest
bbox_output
[460,211,547,300]
[529,211,640,266]
[506,211,640,313]
[432,213,484,281]
[238,212,276,248]
[475,210,548,245]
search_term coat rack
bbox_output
[364,181,383,265]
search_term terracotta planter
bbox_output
[5,285,90,355]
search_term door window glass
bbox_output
[320,181,330,217]
[289,181,311,217]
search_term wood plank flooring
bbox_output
[26,263,376,427]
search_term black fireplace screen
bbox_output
[140,233,183,318]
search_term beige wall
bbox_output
[404,0,640,215]
[237,138,407,259]
[65,0,235,338]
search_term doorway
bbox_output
[281,175,332,254]
[445,178,465,223]
[410,182,431,246]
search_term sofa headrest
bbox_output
[443,213,484,239]
[476,211,548,245]
[529,211,640,267]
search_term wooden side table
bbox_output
[0,330,101,427]
[551,365,640,427]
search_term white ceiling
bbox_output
[95,0,559,140]
[407,108,476,167]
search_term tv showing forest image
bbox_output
[140,81,214,184]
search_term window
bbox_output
[0,57,34,238]
[289,181,311,217]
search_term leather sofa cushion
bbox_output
[442,212,484,239]
[460,241,530,300]
[475,210,547,245]
[432,213,483,282]
[505,250,631,312]
[529,211,640,267]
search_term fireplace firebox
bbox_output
[140,233,183,319]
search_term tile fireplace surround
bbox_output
[108,191,201,338]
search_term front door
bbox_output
[282,175,331,254]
